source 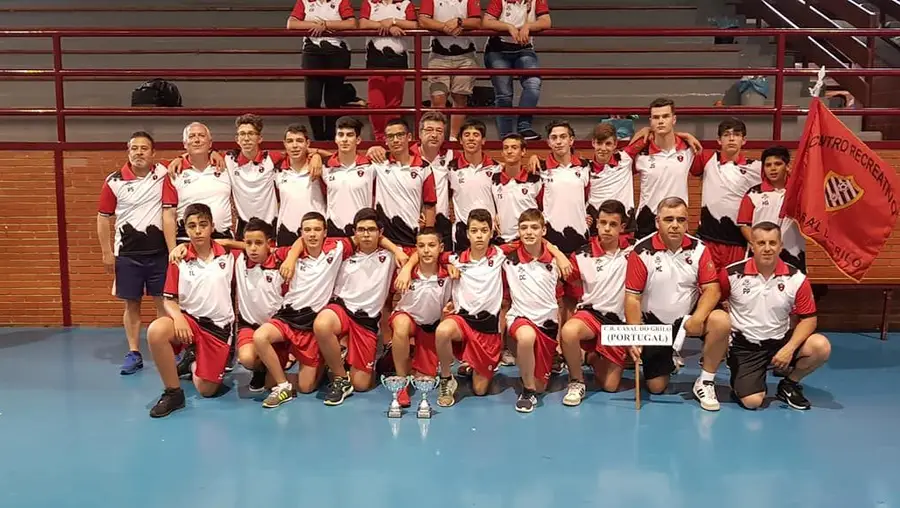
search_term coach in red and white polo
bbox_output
[720,221,831,411]
[624,196,731,411]
[98,131,176,375]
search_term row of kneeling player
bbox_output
[146,197,830,418]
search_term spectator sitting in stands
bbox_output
[482,0,552,141]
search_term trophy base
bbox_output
[417,407,433,419]
[387,409,403,418]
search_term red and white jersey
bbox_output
[416,145,454,246]
[163,242,235,331]
[491,168,543,242]
[373,153,438,247]
[323,154,375,237]
[694,151,762,246]
[540,154,591,253]
[332,247,396,320]
[503,244,561,332]
[361,0,417,53]
[625,233,718,324]
[448,153,499,225]
[419,0,480,55]
[98,162,174,256]
[280,238,350,325]
[441,246,507,332]
[169,165,233,237]
[587,151,635,221]
[395,265,453,326]
[274,160,327,247]
[234,249,286,327]
[225,149,283,225]
[569,237,631,320]
[737,181,805,260]
[721,258,816,343]
[635,137,695,221]
[290,0,355,48]
[485,0,549,46]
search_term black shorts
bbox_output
[728,332,800,398]
[638,314,691,380]
[115,253,168,301]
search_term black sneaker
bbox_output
[176,345,196,379]
[248,367,267,392]
[519,129,541,141]
[776,379,811,410]
[515,389,538,413]
[149,387,186,418]
[324,376,354,406]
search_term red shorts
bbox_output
[325,303,378,373]
[448,315,501,379]
[570,310,628,368]
[508,318,558,383]
[236,326,256,350]
[270,318,321,368]
[171,315,231,384]
[705,241,747,271]
[389,311,438,376]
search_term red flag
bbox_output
[781,98,900,281]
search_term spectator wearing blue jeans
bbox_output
[482,0,552,141]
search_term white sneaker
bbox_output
[562,381,586,406]
[693,378,720,411]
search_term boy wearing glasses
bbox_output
[313,208,398,406]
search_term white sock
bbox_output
[278,381,291,390]
[699,370,716,383]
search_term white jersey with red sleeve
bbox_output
[448,152,499,224]
[234,249,286,328]
[274,158,327,247]
[503,244,562,334]
[737,181,806,266]
[420,0,480,55]
[485,0,550,47]
[539,154,591,253]
[491,169,543,242]
[419,146,454,248]
[169,165,233,239]
[276,238,351,329]
[225,149,283,226]
[163,242,235,334]
[332,247,396,322]
[694,150,762,246]
[395,265,453,327]
[361,0,417,53]
[98,162,174,256]
[625,233,718,324]
[568,237,631,320]
[441,246,507,333]
[322,154,375,237]
[290,0,355,48]
[720,258,816,343]
[587,151,635,224]
[374,152,438,247]
[634,137,695,234]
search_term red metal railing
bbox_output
[2,27,900,325]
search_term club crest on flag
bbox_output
[824,171,864,212]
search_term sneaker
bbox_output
[149,387,185,418]
[248,368,267,392]
[456,362,473,377]
[562,380,586,406]
[176,345,196,379]
[397,385,411,408]
[693,378,721,411]
[776,378,811,410]
[120,351,143,375]
[262,382,295,408]
[515,389,538,413]
[224,346,235,373]
[551,354,566,375]
[324,376,354,406]
[437,376,458,407]
[499,349,516,367]
[519,129,541,141]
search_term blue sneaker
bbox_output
[120,351,143,375]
